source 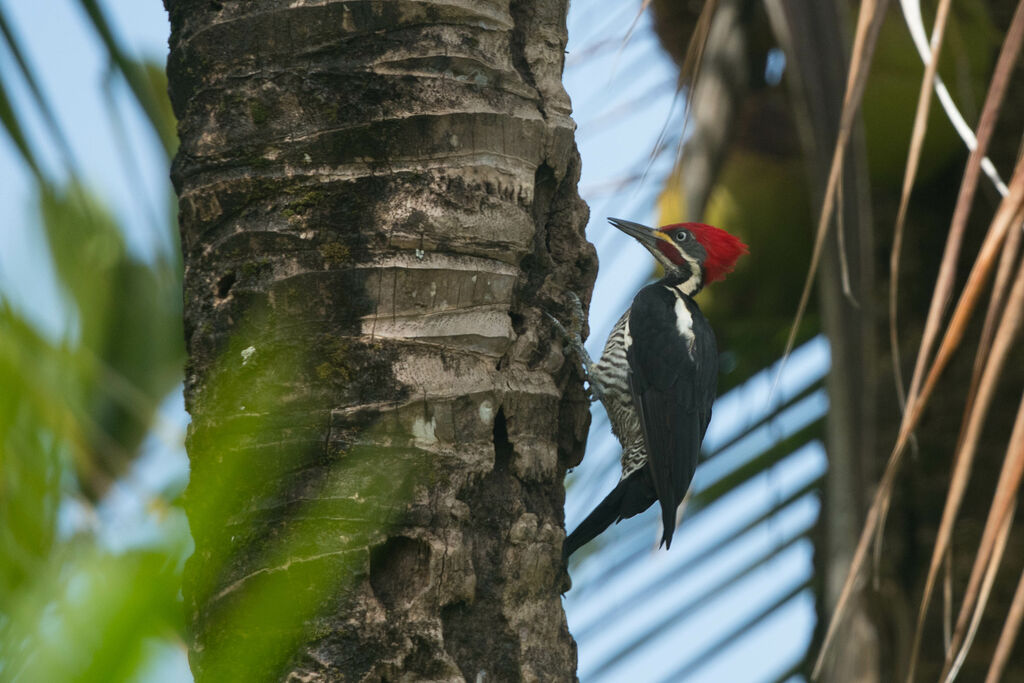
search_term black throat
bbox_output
[660,260,703,297]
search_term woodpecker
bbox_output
[558,217,747,561]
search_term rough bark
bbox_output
[165,1,595,680]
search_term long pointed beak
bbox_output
[607,217,668,249]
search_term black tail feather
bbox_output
[563,467,657,562]
[659,497,677,549]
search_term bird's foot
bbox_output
[545,292,604,402]
[544,291,584,344]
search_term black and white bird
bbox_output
[559,217,748,561]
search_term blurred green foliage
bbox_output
[0,1,190,679]
[39,187,184,498]
[0,4,420,679]
[181,339,383,681]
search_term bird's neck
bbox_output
[661,261,703,297]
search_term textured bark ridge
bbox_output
[166,1,595,680]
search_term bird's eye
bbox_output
[674,231,689,242]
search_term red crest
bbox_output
[661,223,748,284]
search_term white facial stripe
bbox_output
[683,275,701,295]
[648,239,703,293]
[673,247,703,293]
[677,260,702,296]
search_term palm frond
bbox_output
[888,0,954,414]
[984,444,1024,683]
[776,0,890,404]
[0,6,77,176]
[903,0,1023,421]
[814,151,1024,680]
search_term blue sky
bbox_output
[0,0,170,336]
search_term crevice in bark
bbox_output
[370,536,430,612]
[509,0,546,120]
[493,404,513,475]
[508,311,526,336]
[215,272,236,299]
[441,407,519,679]
[532,162,558,230]
[509,162,559,369]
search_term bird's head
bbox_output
[607,217,748,294]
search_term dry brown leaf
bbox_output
[812,155,1024,681]
[905,249,1024,683]
[945,503,1016,683]
[904,0,1024,420]
[984,469,1024,683]
[888,0,954,415]
[775,0,890,408]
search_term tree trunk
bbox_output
[165,1,595,680]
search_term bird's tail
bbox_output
[659,496,678,550]
[563,469,655,562]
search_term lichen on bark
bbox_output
[166,0,595,680]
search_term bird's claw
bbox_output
[566,291,586,338]
[546,292,603,403]
[543,310,571,340]
[547,291,586,347]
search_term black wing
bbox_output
[627,285,717,549]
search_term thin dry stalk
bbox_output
[886,7,1024,589]
[945,504,1016,683]
[904,0,1024,418]
[669,0,718,174]
[943,389,1024,682]
[905,251,1024,683]
[889,0,954,413]
[963,217,1024,424]
[679,0,718,87]
[639,0,716,191]
[943,545,953,649]
[911,181,1024,432]
[984,498,1024,683]
[775,0,890,401]
[945,210,1024,635]
[624,0,654,46]
[812,158,1024,681]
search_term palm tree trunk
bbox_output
[165,1,595,679]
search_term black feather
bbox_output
[562,283,717,561]
[562,467,657,562]
[627,285,716,548]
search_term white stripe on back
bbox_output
[669,288,696,360]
